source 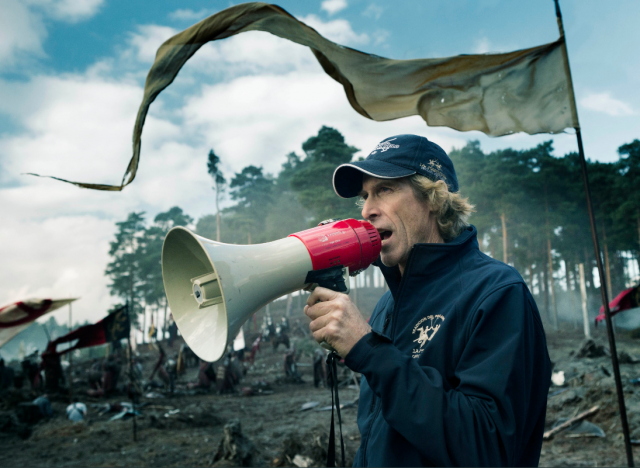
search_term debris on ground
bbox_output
[272,431,329,467]
[618,351,639,364]
[544,405,600,440]
[300,401,320,411]
[211,419,259,467]
[577,339,607,358]
[66,402,88,422]
[551,371,565,386]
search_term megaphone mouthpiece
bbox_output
[162,219,381,362]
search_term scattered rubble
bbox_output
[211,419,260,467]
[576,339,608,358]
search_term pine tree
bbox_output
[207,149,226,241]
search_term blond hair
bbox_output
[408,175,474,242]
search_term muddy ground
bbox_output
[3,319,640,467]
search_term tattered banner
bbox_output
[44,304,130,355]
[0,298,78,349]
[29,2,578,191]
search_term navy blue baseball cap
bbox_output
[332,134,458,198]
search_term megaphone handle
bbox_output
[304,266,350,354]
[320,340,336,352]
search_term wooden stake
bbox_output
[543,405,599,440]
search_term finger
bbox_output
[305,300,340,321]
[309,312,334,334]
[306,286,341,307]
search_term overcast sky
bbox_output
[1,0,638,327]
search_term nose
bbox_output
[361,197,379,221]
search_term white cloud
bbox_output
[0,0,47,67]
[580,92,634,116]
[128,25,179,63]
[301,14,368,46]
[34,0,105,23]
[168,8,211,21]
[473,37,491,54]
[372,29,390,46]
[0,15,466,325]
[321,0,347,16]
[0,0,104,68]
[362,4,383,20]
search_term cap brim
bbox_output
[332,161,416,198]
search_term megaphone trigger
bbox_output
[304,266,350,295]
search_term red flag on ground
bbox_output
[45,305,130,355]
[0,298,77,349]
[595,285,640,325]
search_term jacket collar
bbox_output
[375,225,478,301]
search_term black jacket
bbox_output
[344,226,551,466]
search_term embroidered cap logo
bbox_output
[370,138,399,155]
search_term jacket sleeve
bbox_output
[344,282,551,466]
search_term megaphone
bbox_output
[161,219,381,362]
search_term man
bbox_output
[305,134,551,466]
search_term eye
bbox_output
[378,186,391,195]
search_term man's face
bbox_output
[360,176,440,273]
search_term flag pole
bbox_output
[68,300,74,403]
[126,302,137,442]
[554,1,634,465]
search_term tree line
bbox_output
[105,126,640,329]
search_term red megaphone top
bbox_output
[289,219,381,274]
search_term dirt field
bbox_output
[3,316,640,467]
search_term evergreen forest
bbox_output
[104,126,640,332]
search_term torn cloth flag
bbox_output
[31,2,577,191]
[45,305,130,355]
[0,298,77,349]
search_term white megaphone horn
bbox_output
[162,219,381,362]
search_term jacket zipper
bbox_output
[362,250,416,465]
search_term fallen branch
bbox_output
[543,405,600,440]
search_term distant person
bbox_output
[66,399,87,422]
[168,319,178,347]
[187,359,216,390]
[33,395,53,418]
[312,348,326,388]
[305,135,551,466]
[0,358,15,389]
[41,351,64,393]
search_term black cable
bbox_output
[326,352,346,467]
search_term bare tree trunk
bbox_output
[163,297,168,341]
[584,247,593,289]
[579,263,591,339]
[542,250,550,321]
[600,220,612,299]
[215,184,221,242]
[547,238,558,330]
[501,213,508,264]
[637,214,640,253]
[527,235,534,291]
[285,294,293,318]
[142,305,147,344]
[566,260,578,329]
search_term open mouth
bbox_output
[378,230,393,243]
